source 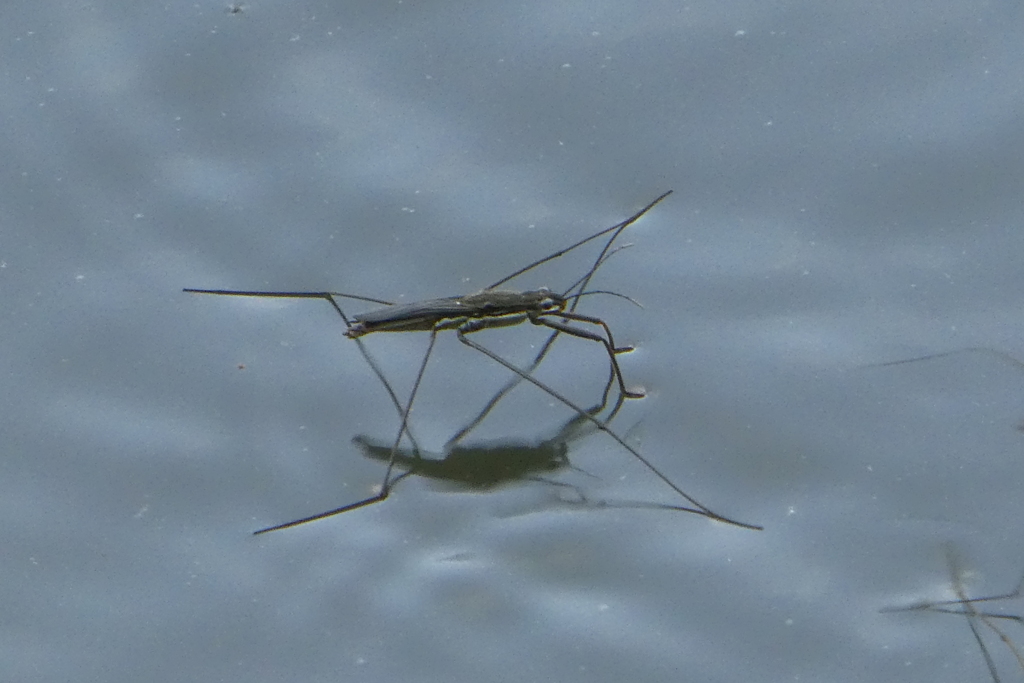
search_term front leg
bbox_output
[530,312,644,401]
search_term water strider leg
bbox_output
[184,288,425,455]
[444,307,638,452]
[946,547,1005,683]
[455,325,763,530]
[442,330,562,451]
[883,548,1024,683]
[531,310,644,401]
[253,328,442,535]
[445,196,670,448]
[487,191,673,290]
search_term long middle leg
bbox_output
[455,326,762,530]
[531,309,643,405]
[252,328,441,535]
[444,194,671,448]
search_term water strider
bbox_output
[882,545,1024,682]
[185,191,762,533]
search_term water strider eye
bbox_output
[541,298,560,311]
[537,291,564,311]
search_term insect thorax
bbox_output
[459,288,565,316]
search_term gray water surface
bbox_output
[6,2,1024,681]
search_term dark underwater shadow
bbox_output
[353,410,711,516]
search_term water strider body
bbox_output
[345,288,565,337]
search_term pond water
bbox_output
[5,2,1024,681]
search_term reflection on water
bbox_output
[353,409,597,493]
[353,410,725,519]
